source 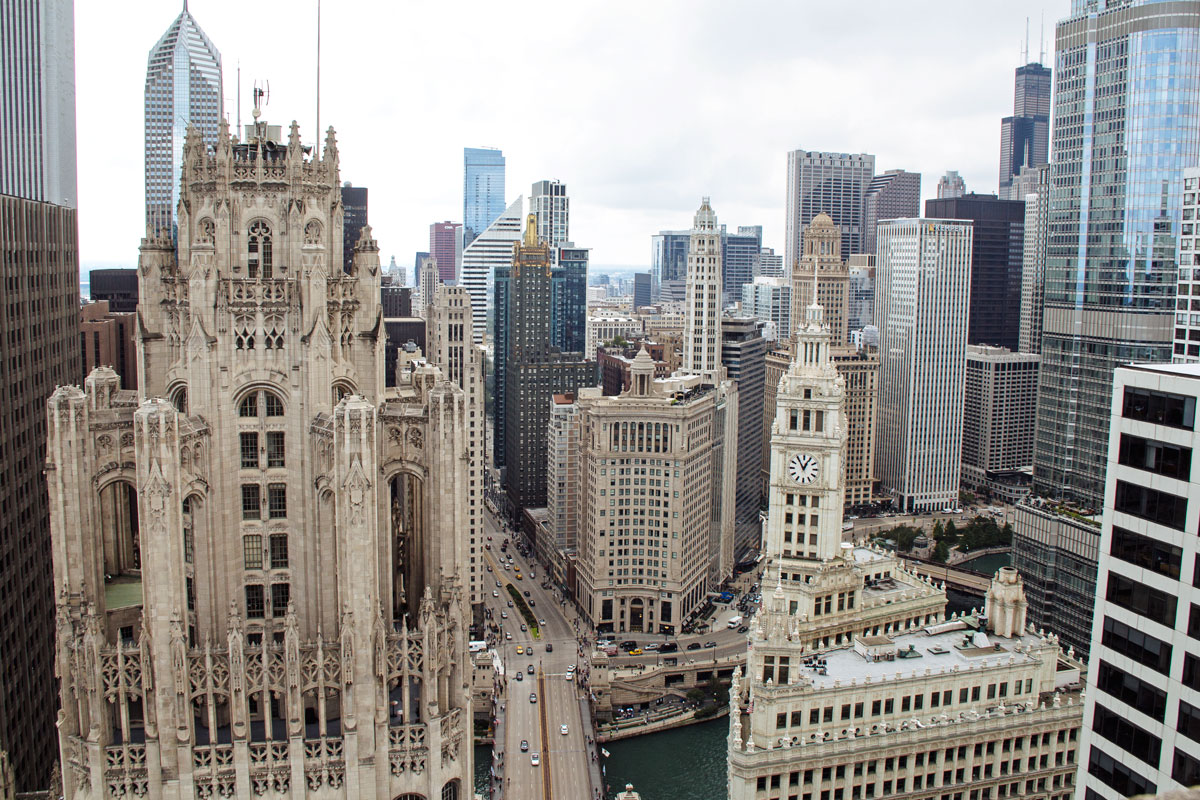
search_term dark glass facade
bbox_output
[925,193,1026,351]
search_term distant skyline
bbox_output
[76,0,1056,271]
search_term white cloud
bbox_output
[75,0,1058,271]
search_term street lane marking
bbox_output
[538,670,552,799]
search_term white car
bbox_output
[501,611,508,619]
[492,590,499,598]
[530,753,540,767]
[565,670,574,682]
[560,724,569,735]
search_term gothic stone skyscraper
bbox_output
[47,120,473,800]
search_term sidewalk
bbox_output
[579,693,604,800]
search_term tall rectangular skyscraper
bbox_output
[463,146,505,245]
[650,230,690,302]
[785,150,875,265]
[0,0,80,789]
[999,62,1051,200]
[144,3,222,234]
[461,195,522,342]
[0,0,75,207]
[684,198,723,379]
[875,219,973,512]
[1033,1,1200,510]
[862,169,920,257]
[429,220,462,283]
[926,193,1026,351]
[531,179,569,248]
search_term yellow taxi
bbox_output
[628,648,643,656]
[515,645,525,655]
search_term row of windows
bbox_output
[1095,660,1166,722]
[1113,479,1187,530]
[1109,525,1182,579]
[1122,385,1196,430]
[239,390,285,417]
[242,533,289,570]
[240,431,285,469]
[1091,704,1161,767]
[1101,616,1171,674]
[245,582,289,619]
[1105,572,1177,628]
[241,484,287,520]
[1117,432,1192,480]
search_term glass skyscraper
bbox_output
[999,62,1051,199]
[144,3,222,235]
[463,146,506,245]
[1034,0,1200,508]
[1013,0,1200,660]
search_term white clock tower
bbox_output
[764,283,846,563]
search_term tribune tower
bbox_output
[46,119,474,800]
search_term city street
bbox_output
[483,512,598,800]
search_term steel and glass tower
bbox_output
[1033,0,1200,509]
[463,146,505,245]
[144,2,222,235]
[999,62,1051,199]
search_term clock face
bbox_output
[789,453,819,485]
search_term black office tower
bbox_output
[999,63,1051,199]
[341,182,368,273]
[926,194,1025,351]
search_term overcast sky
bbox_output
[76,0,1056,273]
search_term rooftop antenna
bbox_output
[1039,12,1045,63]
[236,61,241,133]
[1023,17,1029,64]
[316,0,321,149]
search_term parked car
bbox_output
[644,643,661,651]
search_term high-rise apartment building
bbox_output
[429,220,462,284]
[1080,362,1200,799]
[936,170,966,199]
[531,179,569,248]
[999,62,1051,200]
[862,169,920,256]
[926,193,1026,351]
[1019,165,1050,353]
[684,198,723,379]
[498,217,594,509]
[463,146,505,245]
[962,346,1039,501]
[461,195,522,342]
[722,317,768,558]
[791,213,851,345]
[1174,168,1200,362]
[574,357,730,632]
[0,1,79,790]
[144,3,221,234]
[47,121,474,800]
[876,219,973,512]
[1,0,75,207]
[729,288,1082,800]
[742,277,791,341]
[785,150,875,264]
[341,183,368,273]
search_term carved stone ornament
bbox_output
[407,427,423,450]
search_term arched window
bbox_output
[333,382,355,406]
[441,781,460,800]
[238,389,285,418]
[171,386,188,414]
[248,220,273,279]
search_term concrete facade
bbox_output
[962,346,1039,499]
[791,213,851,346]
[47,121,474,800]
[80,301,138,390]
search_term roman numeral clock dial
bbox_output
[789,453,819,485]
